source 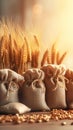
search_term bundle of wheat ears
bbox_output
[41,43,67,66]
[0,23,67,74]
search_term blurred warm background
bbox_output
[0,0,73,71]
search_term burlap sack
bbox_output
[0,102,31,114]
[65,69,73,109]
[41,64,67,109]
[21,79,49,111]
[45,75,67,109]
[0,69,24,106]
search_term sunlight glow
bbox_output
[25,0,73,69]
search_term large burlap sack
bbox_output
[21,79,49,111]
[65,69,73,109]
[0,102,31,114]
[41,64,67,109]
[0,69,24,106]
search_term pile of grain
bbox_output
[0,110,73,124]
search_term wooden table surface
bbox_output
[0,120,73,130]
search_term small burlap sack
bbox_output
[21,79,49,111]
[0,69,24,106]
[41,64,67,109]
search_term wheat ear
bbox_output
[51,42,56,64]
[41,49,49,66]
[58,52,67,64]
[24,36,31,62]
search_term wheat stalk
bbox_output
[47,53,51,64]
[34,50,39,68]
[56,52,60,64]
[33,35,39,48]
[31,51,35,67]
[33,35,40,68]
[0,36,5,58]
[51,43,56,64]
[41,49,49,66]
[8,35,14,68]
[18,42,28,74]
[3,49,9,68]
[0,36,4,68]
[24,36,31,62]
[58,52,67,64]
[0,21,68,73]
